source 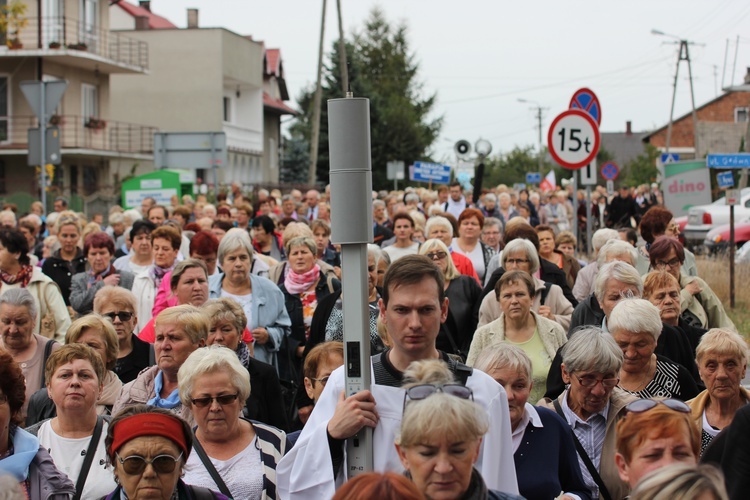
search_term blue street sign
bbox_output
[569,88,601,126]
[717,171,735,189]
[660,153,680,164]
[410,161,451,183]
[525,172,541,184]
[601,161,620,181]
[706,154,750,169]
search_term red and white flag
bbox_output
[539,170,556,192]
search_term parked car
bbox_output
[735,240,750,264]
[703,219,750,253]
[683,188,750,248]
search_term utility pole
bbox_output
[336,0,348,93]
[518,98,545,172]
[308,0,328,185]
[654,30,700,157]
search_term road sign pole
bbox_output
[210,132,218,200]
[585,186,592,257]
[39,84,46,212]
[572,175,578,242]
[730,203,735,309]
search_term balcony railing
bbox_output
[0,115,156,154]
[2,17,148,70]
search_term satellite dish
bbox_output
[455,140,471,158]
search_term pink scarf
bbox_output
[285,263,321,295]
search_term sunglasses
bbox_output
[404,384,474,407]
[625,398,690,414]
[103,311,134,322]
[310,375,331,387]
[425,251,447,261]
[116,452,183,475]
[190,393,239,408]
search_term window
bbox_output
[70,165,78,195]
[0,160,6,194]
[0,76,8,143]
[79,0,98,50]
[223,97,231,122]
[83,166,97,195]
[82,83,98,121]
[735,107,749,123]
[44,0,65,47]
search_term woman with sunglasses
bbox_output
[477,238,573,330]
[474,344,590,500]
[103,405,229,500]
[418,239,481,360]
[178,346,289,499]
[93,286,154,384]
[636,206,697,276]
[648,236,734,331]
[540,326,637,500]
[608,298,700,402]
[396,359,523,500]
[614,398,700,490]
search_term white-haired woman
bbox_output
[425,215,480,283]
[478,238,573,330]
[208,230,292,372]
[572,228,620,302]
[474,344,589,500]
[467,271,566,403]
[609,298,699,401]
[687,328,749,455]
[418,239,482,359]
[396,359,523,500]
[541,326,637,500]
[179,345,288,500]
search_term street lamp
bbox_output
[518,98,544,172]
[472,138,492,205]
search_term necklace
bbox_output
[621,357,654,393]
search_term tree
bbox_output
[283,8,441,189]
[624,144,660,187]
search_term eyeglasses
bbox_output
[506,258,529,266]
[116,452,183,475]
[655,258,681,270]
[103,311,134,322]
[405,384,474,402]
[190,393,239,408]
[425,251,447,261]
[573,374,619,389]
[310,375,331,387]
[667,223,681,235]
[626,398,690,414]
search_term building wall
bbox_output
[647,92,750,149]
[110,28,225,130]
[263,113,280,183]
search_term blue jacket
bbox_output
[209,273,292,371]
[514,406,591,500]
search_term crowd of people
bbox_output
[0,179,745,499]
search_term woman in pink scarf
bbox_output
[278,236,340,384]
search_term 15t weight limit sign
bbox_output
[547,109,600,170]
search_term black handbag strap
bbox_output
[191,431,233,499]
[40,339,57,388]
[553,399,613,500]
[73,415,104,500]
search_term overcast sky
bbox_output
[154,0,750,164]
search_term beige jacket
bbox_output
[687,387,750,434]
[112,365,194,426]
[478,277,573,331]
[540,388,637,500]
[466,310,566,367]
[679,275,736,332]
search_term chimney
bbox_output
[745,67,750,85]
[135,15,149,30]
[626,121,632,136]
[187,8,199,29]
[138,1,151,11]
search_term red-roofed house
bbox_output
[110,2,296,185]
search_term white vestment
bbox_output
[276,361,519,498]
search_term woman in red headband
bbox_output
[103,405,228,500]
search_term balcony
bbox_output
[0,115,156,156]
[0,17,148,73]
